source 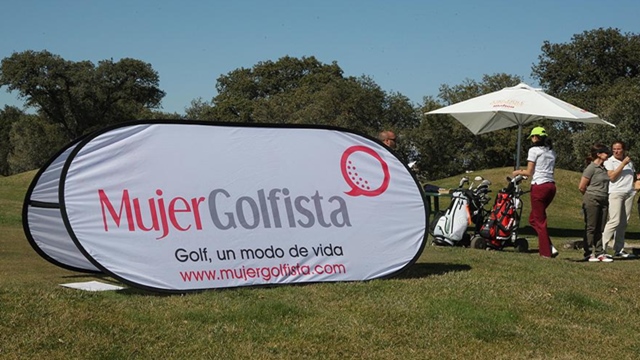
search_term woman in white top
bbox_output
[512,127,557,258]
[601,141,637,258]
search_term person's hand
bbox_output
[623,156,631,165]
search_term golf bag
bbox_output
[474,174,528,252]
[479,190,518,241]
[431,189,473,246]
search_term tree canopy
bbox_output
[186,55,419,161]
[0,106,22,175]
[0,50,165,140]
[3,28,640,178]
[532,27,640,169]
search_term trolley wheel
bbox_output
[514,238,529,253]
[459,233,471,247]
[470,235,486,250]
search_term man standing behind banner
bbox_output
[378,130,397,150]
[602,141,637,259]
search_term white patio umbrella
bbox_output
[425,82,615,168]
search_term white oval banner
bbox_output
[23,138,100,273]
[60,121,427,292]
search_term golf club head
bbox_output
[512,174,526,183]
[459,176,469,188]
[474,176,484,182]
[480,179,491,187]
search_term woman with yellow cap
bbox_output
[512,126,557,258]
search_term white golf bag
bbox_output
[431,190,472,246]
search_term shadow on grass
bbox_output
[518,225,640,240]
[399,263,472,280]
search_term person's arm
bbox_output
[578,176,590,195]
[512,161,535,178]
[608,156,631,181]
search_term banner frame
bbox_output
[57,119,429,292]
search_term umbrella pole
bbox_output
[515,125,523,170]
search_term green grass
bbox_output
[2,170,640,359]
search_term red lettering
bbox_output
[169,197,192,231]
[156,190,170,240]
[191,197,205,230]
[99,189,135,231]
[133,198,160,231]
[97,189,205,239]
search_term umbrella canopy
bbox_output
[425,82,614,168]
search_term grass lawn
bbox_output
[2,169,640,359]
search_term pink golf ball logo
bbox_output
[340,145,390,197]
